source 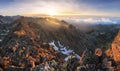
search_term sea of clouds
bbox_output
[57,16,120,25]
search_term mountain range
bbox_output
[0,15,120,71]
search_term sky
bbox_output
[0,0,120,17]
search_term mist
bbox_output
[55,16,120,31]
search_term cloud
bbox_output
[0,0,120,17]
[0,0,93,15]
[82,18,117,24]
[62,17,118,24]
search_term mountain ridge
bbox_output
[0,16,120,71]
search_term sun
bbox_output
[48,10,58,16]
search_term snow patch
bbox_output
[75,54,80,59]
[58,41,73,55]
[58,41,64,47]
[64,54,80,61]
[64,55,73,61]
[49,41,59,51]
[60,47,73,55]
[49,40,80,61]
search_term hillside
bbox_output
[0,16,120,71]
[0,16,90,71]
[1,17,97,54]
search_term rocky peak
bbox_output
[112,30,120,62]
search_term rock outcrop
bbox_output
[112,30,120,62]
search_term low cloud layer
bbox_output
[82,18,117,24]
[60,17,119,24]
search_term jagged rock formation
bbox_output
[112,30,120,62]
[102,30,120,71]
